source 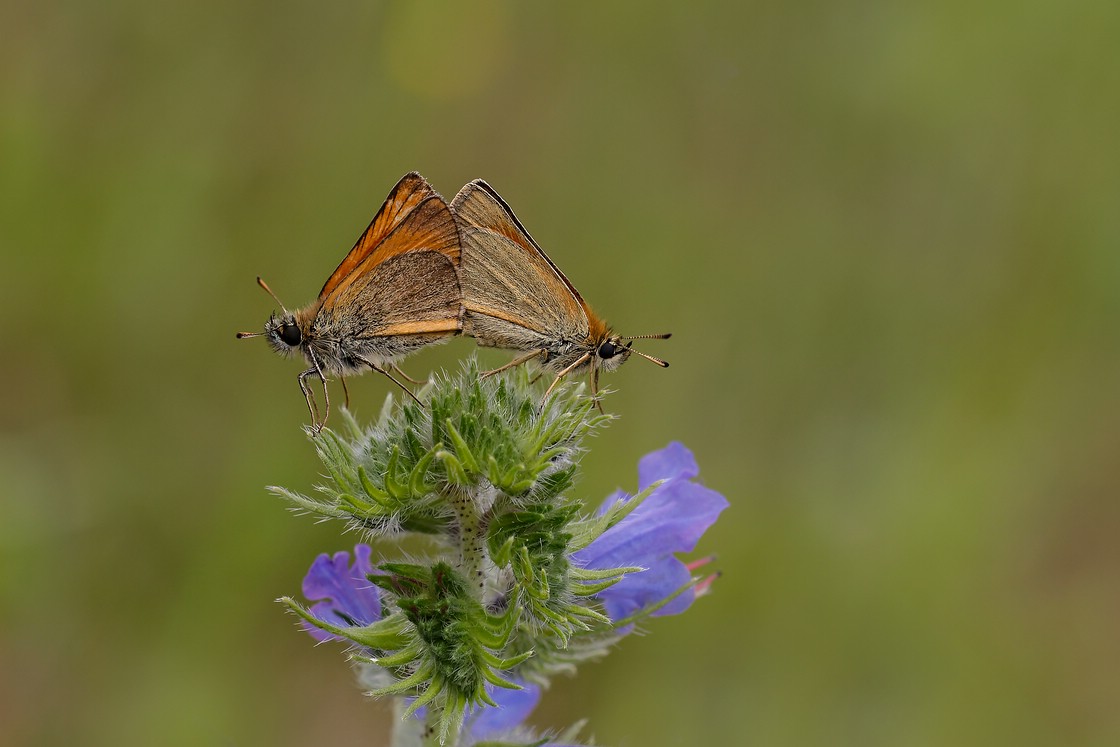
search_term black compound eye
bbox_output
[598,340,619,359]
[278,323,302,346]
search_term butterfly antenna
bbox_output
[236,330,264,339]
[256,276,290,314]
[633,349,670,368]
[619,333,670,366]
[623,341,669,368]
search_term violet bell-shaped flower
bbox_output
[300,543,380,642]
[572,441,728,626]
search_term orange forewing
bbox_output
[318,172,439,299]
[321,193,461,314]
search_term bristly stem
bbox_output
[447,485,490,602]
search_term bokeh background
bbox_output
[2,2,1118,745]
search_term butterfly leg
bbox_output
[366,361,425,407]
[590,365,604,414]
[481,349,546,378]
[340,376,351,410]
[541,352,592,405]
[298,368,325,430]
[301,348,332,431]
[391,364,427,386]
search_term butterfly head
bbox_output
[263,312,304,356]
[595,332,672,373]
[236,277,308,358]
[594,335,633,373]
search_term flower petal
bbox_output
[580,479,727,566]
[301,544,381,641]
[575,443,727,626]
[638,440,699,490]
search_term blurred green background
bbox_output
[2,2,1118,745]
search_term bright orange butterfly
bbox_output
[238,172,462,428]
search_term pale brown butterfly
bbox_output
[449,179,669,405]
[237,172,462,428]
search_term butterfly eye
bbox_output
[278,323,302,346]
[598,340,620,359]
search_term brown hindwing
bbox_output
[451,180,588,343]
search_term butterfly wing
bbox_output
[450,180,589,348]
[318,172,444,299]
[319,191,463,339]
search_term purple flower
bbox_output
[301,544,381,642]
[572,441,728,626]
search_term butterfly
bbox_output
[450,179,668,405]
[238,172,462,428]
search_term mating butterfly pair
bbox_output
[238,172,668,428]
